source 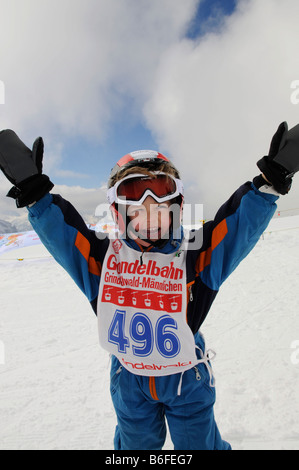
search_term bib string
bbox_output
[177,347,216,396]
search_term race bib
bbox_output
[97,238,198,376]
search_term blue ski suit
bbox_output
[27,179,278,450]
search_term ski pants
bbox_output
[110,333,231,450]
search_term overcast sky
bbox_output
[0,0,299,228]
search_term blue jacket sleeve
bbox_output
[195,181,278,291]
[27,193,109,313]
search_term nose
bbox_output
[143,197,159,226]
[143,195,156,208]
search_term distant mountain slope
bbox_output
[0,219,18,234]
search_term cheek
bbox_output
[128,211,147,228]
[159,212,171,230]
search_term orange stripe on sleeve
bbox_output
[196,219,228,274]
[75,232,102,277]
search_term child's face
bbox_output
[126,196,172,246]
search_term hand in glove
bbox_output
[257,121,299,195]
[0,130,54,207]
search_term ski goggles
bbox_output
[107,172,184,205]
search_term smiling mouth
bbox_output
[139,227,161,239]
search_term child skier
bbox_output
[0,122,298,450]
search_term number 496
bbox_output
[108,309,181,358]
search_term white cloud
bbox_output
[144,0,299,217]
[52,184,109,224]
[0,0,197,140]
[54,170,90,179]
[0,0,198,224]
[1,0,299,225]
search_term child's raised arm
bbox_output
[0,130,108,314]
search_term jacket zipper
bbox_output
[188,284,194,302]
[187,280,195,303]
[194,366,201,381]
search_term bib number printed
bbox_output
[98,241,198,376]
[108,309,181,359]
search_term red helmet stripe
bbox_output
[117,153,134,168]
[156,152,169,162]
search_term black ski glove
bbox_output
[257,121,299,195]
[0,130,54,207]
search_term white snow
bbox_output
[0,216,298,450]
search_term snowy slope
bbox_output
[0,216,298,450]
